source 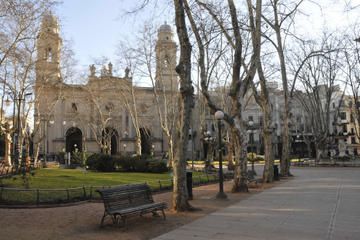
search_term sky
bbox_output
[56,0,173,74]
[55,0,360,78]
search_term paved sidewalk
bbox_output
[153,167,360,240]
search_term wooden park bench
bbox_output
[96,183,167,227]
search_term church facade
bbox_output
[35,14,181,159]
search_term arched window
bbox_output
[72,103,78,112]
[45,47,52,62]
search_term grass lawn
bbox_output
[0,168,217,205]
[1,168,213,189]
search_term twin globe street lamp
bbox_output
[215,110,227,199]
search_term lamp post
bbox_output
[215,110,227,199]
[247,120,256,175]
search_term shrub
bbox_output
[147,160,168,173]
[70,151,83,165]
[57,152,65,164]
[70,151,93,166]
[86,153,115,172]
[130,155,149,172]
[116,154,168,173]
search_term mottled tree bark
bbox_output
[246,0,276,183]
[231,128,248,192]
[172,0,194,212]
[273,0,292,177]
[263,129,274,182]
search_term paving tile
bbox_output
[152,168,360,240]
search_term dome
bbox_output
[158,21,172,33]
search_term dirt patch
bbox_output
[0,178,288,240]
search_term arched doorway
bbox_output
[102,128,118,155]
[66,127,82,153]
[140,128,151,155]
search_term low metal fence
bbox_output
[0,172,223,206]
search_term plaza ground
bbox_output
[154,167,360,240]
[1,167,359,240]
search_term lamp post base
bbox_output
[216,191,228,199]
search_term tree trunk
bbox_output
[307,142,312,159]
[205,142,214,172]
[24,137,30,165]
[231,127,248,192]
[172,0,194,212]
[17,135,24,165]
[135,131,142,155]
[5,132,12,166]
[272,1,292,178]
[315,145,322,163]
[280,126,290,176]
[167,136,174,167]
[263,130,274,182]
[34,142,41,164]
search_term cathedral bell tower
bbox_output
[36,14,62,85]
[155,22,178,91]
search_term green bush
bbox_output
[86,153,168,173]
[57,152,65,164]
[71,152,83,165]
[132,155,151,172]
[116,154,148,172]
[86,153,115,172]
[147,160,168,173]
[116,154,168,173]
[70,151,93,166]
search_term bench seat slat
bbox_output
[109,202,167,216]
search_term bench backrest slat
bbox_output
[97,183,154,212]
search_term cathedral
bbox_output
[35,14,181,159]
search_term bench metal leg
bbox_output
[161,209,166,220]
[112,215,118,224]
[100,213,107,228]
